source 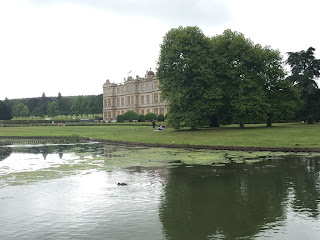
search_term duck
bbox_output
[117,182,127,186]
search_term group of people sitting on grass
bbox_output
[152,120,165,131]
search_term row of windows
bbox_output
[104,93,163,107]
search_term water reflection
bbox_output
[0,146,12,161]
[0,142,320,239]
[159,157,320,239]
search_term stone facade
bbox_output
[102,70,169,121]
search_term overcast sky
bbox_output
[1,0,319,100]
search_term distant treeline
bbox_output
[0,92,103,119]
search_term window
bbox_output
[146,95,150,104]
[160,94,163,102]
[153,94,158,103]
[141,95,144,105]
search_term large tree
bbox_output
[86,95,100,117]
[0,100,12,120]
[157,26,215,129]
[211,30,276,128]
[47,101,60,118]
[158,27,299,129]
[12,103,29,118]
[286,47,320,123]
[71,96,86,117]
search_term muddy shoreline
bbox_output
[1,136,319,153]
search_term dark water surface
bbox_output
[1,142,320,239]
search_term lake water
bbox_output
[1,141,320,239]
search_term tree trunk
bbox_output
[210,115,220,128]
[240,123,244,128]
[267,114,272,127]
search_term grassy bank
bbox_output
[0,122,319,149]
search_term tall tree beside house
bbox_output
[96,94,103,114]
[286,47,320,123]
[85,95,100,117]
[157,26,215,129]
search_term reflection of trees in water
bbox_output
[0,147,13,161]
[279,156,320,218]
[3,143,106,160]
[159,156,320,239]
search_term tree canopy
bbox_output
[157,26,214,129]
[0,100,12,120]
[47,101,60,118]
[157,27,299,128]
[12,103,29,118]
[286,47,320,123]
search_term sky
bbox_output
[1,0,320,100]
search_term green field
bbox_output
[0,122,319,148]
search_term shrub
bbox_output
[123,110,139,122]
[117,115,124,122]
[157,114,165,121]
[138,114,146,122]
[145,112,157,121]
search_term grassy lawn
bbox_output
[0,122,319,148]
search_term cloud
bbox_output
[26,0,231,26]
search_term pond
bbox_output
[1,141,320,239]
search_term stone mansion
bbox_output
[102,69,169,121]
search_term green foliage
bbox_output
[158,27,298,128]
[6,93,100,119]
[117,114,125,122]
[157,114,165,121]
[157,26,214,129]
[12,103,29,118]
[86,95,100,116]
[138,114,146,122]
[286,47,320,123]
[123,110,139,122]
[71,96,85,117]
[0,100,12,120]
[47,101,60,118]
[145,112,157,121]
[211,30,273,127]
